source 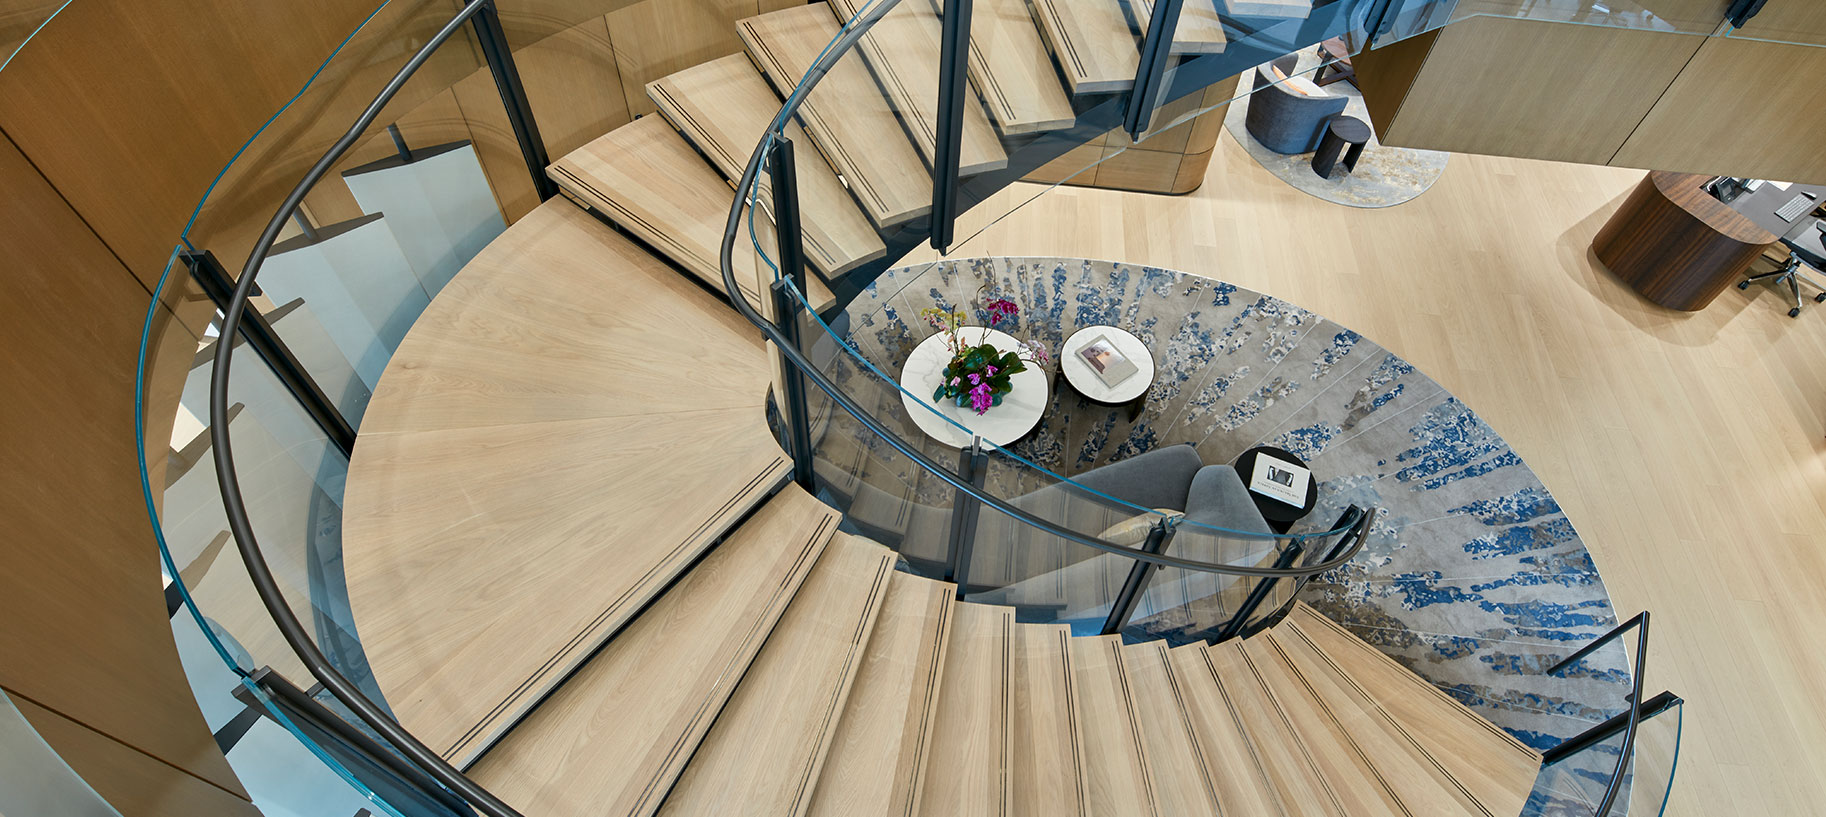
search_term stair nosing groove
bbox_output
[1108,639,1160,817]
[1197,648,1289,817]
[444,456,786,761]
[998,609,1014,817]
[1153,644,1224,815]
[628,512,837,817]
[1260,633,1413,817]
[788,553,896,814]
[1058,628,1090,817]
[1282,623,1496,817]
[1235,643,1350,817]
[901,586,956,817]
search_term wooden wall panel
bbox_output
[10,695,261,817]
[1374,16,1704,165]
[1611,36,1826,184]
[0,131,250,802]
[1352,28,1436,136]
[0,0,383,284]
[455,14,631,221]
[607,0,756,116]
[0,0,64,58]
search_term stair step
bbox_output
[548,116,835,312]
[938,0,1076,135]
[646,54,886,278]
[828,0,1008,174]
[1030,0,1139,94]
[1130,0,1227,55]
[1220,0,1314,20]
[1203,641,1344,817]
[1261,626,1490,816]
[467,485,838,817]
[1237,635,1408,817]
[918,602,1013,817]
[806,569,956,817]
[739,4,933,227]
[659,534,896,817]
[1118,641,1222,816]
[1284,603,1542,816]
[1166,644,1289,816]
[1067,634,1154,816]
[1011,623,1087,817]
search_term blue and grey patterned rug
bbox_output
[829,257,1634,765]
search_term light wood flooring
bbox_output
[903,130,1826,817]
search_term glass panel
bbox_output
[0,0,68,73]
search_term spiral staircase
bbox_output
[138,0,1684,815]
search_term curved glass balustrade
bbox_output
[33,0,1724,812]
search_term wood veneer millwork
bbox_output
[1592,171,1776,311]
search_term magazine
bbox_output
[1078,334,1139,387]
[1248,453,1311,506]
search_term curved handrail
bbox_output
[203,1,524,815]
[1546,611,1652,817]
[718,3,1375,580]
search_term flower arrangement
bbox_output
[921,292,1049,415]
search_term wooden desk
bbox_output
[1593,171,1779,311]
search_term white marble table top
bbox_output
[898,328,1048,448]
[1060,325,1155,403]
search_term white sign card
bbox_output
[1249,453,1311,506]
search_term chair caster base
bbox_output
[1816,293,1825,303]
[1790,308,1803,318]
[1738,280,1751,290]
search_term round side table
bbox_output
[1312,115,1371,180]
[898,328,1048,449]
[1233,445,1319,534]
[1057,326,1155,422]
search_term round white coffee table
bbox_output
[1058,325,1155,421]
[898,328,1048,449]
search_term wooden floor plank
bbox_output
[467,485,839,817]
[659,534,896,817]
[829,0,1008,175]
[918,602,1013,817]
[646,54,887,278]
[739,3,933,227]
[548,115,835,312]
[805,569,956,817]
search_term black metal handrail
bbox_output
[719,3,1376,582]
[205,2,533,815]
[1544,611,1653,817]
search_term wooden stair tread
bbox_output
[1285,604,1542,815]
[1166,644,1289,816]
[1237,635,1407,817]
[1131,0,1227,55]
[1011,623,1087,817]
[1067,634,1154,817]
[1030,0,1139,94]
[548,115,834,312]
[806,569,956,817]
[1262,626,1491,817]
[468,485,838,817]
[918,602,1013,817]
[1220,0,1314,20]
[646,54,886,278]
[1117,641,1222,816]
[659,533,895,817]
[937,0,1076,135]
[828,0,1007,175]
[1204,641,1344,817]
[739,4,933,227]
[341,201,790,768]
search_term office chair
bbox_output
[1739,219,1826,318]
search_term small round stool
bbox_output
[1312,115,1371,180]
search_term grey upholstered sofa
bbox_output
[1243,55,1348,154]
